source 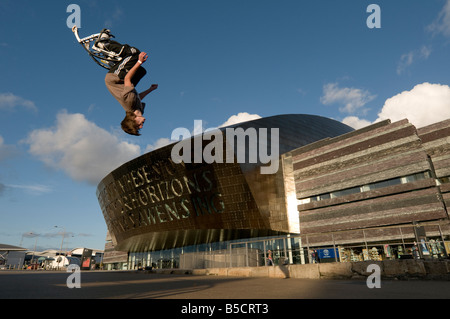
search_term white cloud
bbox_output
[145,137,172,152]
[0,181,51,197]
[0,92,37,112]
[344,82,450,130]
[219,112,262,127]
[375,82,450,128]
[342,116,372,130]
[397,45,432,75]
[427,0,450,37]
[320,83,376,114]
[25,111,141,185]
[420,45,432,59]
[7,184,52,195]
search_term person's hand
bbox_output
[139,52,148,64]
[150,84,158,90]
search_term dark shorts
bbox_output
[108,44,147,86]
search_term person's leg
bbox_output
[132,67,147,87]
[110,54,146,86]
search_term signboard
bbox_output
[81,248,92,270]
[317,248,338,259]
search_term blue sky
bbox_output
[2,0,450,252]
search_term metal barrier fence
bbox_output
[127,222,449,270]
[178,223,449,269]
[226,223,449,267]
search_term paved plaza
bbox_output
[0,270,449,300]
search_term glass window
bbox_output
[331,187,360,198]
[370,177,402,190]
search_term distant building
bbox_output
[0,244,27,269]
[23,247,104,270]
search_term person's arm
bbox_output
[139,84,158,100]
[124,52,148,87]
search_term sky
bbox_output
[1,0,450,252]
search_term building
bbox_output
[292,118,450,262]
[97,114,450,270]
[0,244,27,269]
[103,232,128,270]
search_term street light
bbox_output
[31,233,38,265]
[19,232,38,269]
[54,226,66,268]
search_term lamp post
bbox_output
[54,226,66,269]
[19,232,37,269]
[31,233,38,265]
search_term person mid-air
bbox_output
[72,26,158,136]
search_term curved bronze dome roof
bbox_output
[97,114,353,252]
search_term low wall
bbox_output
[152,260,450,280]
